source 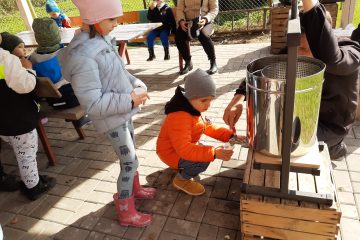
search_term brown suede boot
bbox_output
[172,175,205,196]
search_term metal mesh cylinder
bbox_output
[246,55,326,157]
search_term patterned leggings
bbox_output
[106,120,138,199]
[0,129,39,189]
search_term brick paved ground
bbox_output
[0,43,359,240]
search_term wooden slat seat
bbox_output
[34,77,88,165]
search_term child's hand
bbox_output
[215,146,234,161]
[131,90,150,108]
[20,58,32,69]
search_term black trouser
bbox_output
[175,23,216,62]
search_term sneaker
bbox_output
[0,165,19,192]
[329,142,348,160]
[20,175,56,201]
[172,175,205,196]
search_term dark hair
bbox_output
[89,25,97,39]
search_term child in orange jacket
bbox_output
[156,69,244,196]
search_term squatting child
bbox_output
[156,69,244,196]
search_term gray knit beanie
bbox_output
[184,69,216,100]
[0,32,24,53]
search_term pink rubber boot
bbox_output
[133,171,156,199]
[113,193,152,227]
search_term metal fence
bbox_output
[135,0,272,33]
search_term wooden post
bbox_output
[341,0,356,28]
[16,0,34,31]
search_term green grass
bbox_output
[0,0,175,34]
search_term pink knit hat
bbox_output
[71,0,123,25]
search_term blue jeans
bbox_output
[106,120,138,199]
[146,29,170,48]
[178,159,210,179]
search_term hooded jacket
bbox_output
[147,3,176,34]
[156,86,233,169]
[58,32,147,133]
[0,48,39,136]
[176,0,219,23]
[300,3,360,138]
[237,3,360,140]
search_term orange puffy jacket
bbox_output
[156,86,233,169]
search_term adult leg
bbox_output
[198,24,217,75]
[146,30,158,61]
[317,122,347,160]
[175,27,193,74]
[106,121,152,227]
[172,159,210,196]
[1,130,55,200]
[160,29,170,60]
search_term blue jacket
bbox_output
[58,32,147,133]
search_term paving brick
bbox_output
[139,214,167,240]
[346,154,360,172]
[158,231,196,240]
[202,209,239,230]
[163,217,200,237]
[334,170,353,192]
[207,198,240,216]
[123,226,144,240]
[67,202,105,229]
[87,231,106,240]
[169,193,193,219]
[0,211,15,225]
[2,226,27,239]
[211,177,231,199]
[94,217,127,237]
[54,226,90,240]
[6,215,41,232]
[217,227,237,240]
[338,192,356,205]
[86,191,113,204]
[185,194,210,223]
[197,223,219,240]
[341,218,360,240]
[64,178,100,200]
[350,171,360,182]
[139,199,173,215]
[340,204,359,219]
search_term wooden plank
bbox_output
[254,152,320,170]
[243,224,335,240]
[40,104,85,121]
[271,36,287,43]
[242,212,338,236]
[271,31,286,37]
[264,169,280,203]
[241,200,340,224]
[247,150,265,201]
[35,77,61,98]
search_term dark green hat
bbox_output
[0,32,24,53]
[32,17,61,53]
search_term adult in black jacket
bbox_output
[146,0,176,61]
[223,0,360,160]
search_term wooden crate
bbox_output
[270,3,338,54]
[240,147,341,240]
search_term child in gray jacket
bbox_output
[59,0,155,228]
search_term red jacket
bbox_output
[156,86,233,169]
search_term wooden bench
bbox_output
[69,9,188,71]
[34,77,87,166]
